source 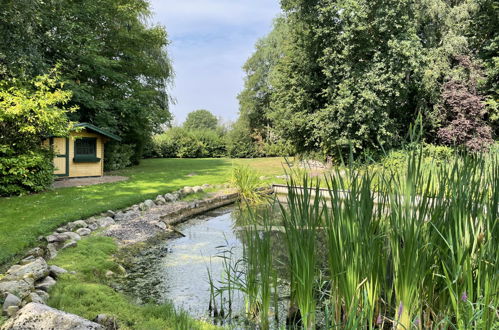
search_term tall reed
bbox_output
[280,174,323,329]
[216,145,498,329]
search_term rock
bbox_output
[0,303,104,330]
[61,240,77,250]
[55,226,68,233]
[46,244,58,260]
[45,233,69,243]
[104,271,115,278]
[25,247,44,258]
[26,292,46,305]
[95,217,114,228]
[138,203,147,211]
[35,276,56,292]
[101,210,115,218]
[34,290,49,302]
[202,183,211,189]
[67,220,88,232]
[119,210,139,222]
[154,222,167,230]
[88,223,99,231]
[192,186,203,193]
[93,314,118,330]
[2,293,21,313]
[49,265,67,278]
[5,306,19,317]
[155,196,166,205]
[181,186,194,195]
[144,199,155,209]
[76,228,91,237]
[163,193,175,202]
[19,256,36,265]
[0,280,33,299]
[62,232,81,241]
[6,258,49,281]
[113,211,125,221]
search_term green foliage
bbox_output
[238,0,498,159]
[48,236,217,329]
[148,127,226,158]
[0,71,74,196]
[184,110,219,131]
[230,149,499,328]
[230,166,263,203]
[0,146,54,197]
[104,143,134,172]
[0,0,173,162]
[0,71,75,151]
[226,121,259,158]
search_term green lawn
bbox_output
[0,157,287,267]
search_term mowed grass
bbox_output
[0,157,287,266]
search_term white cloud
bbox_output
[148,0,281,123]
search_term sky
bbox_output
[148,0,281,125]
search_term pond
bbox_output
[121,205,290,327]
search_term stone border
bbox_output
[0,184,238,328]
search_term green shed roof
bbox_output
[74,123,122,142]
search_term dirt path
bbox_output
[52,176,128,188]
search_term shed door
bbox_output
[52,137,69,177]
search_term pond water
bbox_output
[123,206,247,321]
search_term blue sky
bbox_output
[148,0,281,125]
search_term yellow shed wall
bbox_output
[68,130,104,177]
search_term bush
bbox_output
[104,143,134,171]
[147,127,226,159]
[226,123,259,158]
[0,145,54,196]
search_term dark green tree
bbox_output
[183,110,218,131]
[0,0,173,164]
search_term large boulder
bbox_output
[0,280,33,299]
[0,303,104,330]
[5,258,49,281]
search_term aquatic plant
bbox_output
[230,165,264,204]
[215,144,499,329]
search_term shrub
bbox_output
[0,145,54,197]
[191,129,226,158]
[104,143,134,171]
[148,127,227,159]
[226,123,259,158]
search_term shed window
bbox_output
[74,138,100,162]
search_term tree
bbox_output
[183,110,218,131]
[237,0,495,160]
[437,56,493,151]
[0,0,173,164]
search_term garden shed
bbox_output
[44,123,121,178]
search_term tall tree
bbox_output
[0,0,173,163]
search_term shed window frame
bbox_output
[74,137,100,162]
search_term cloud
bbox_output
[148,0,281,123]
